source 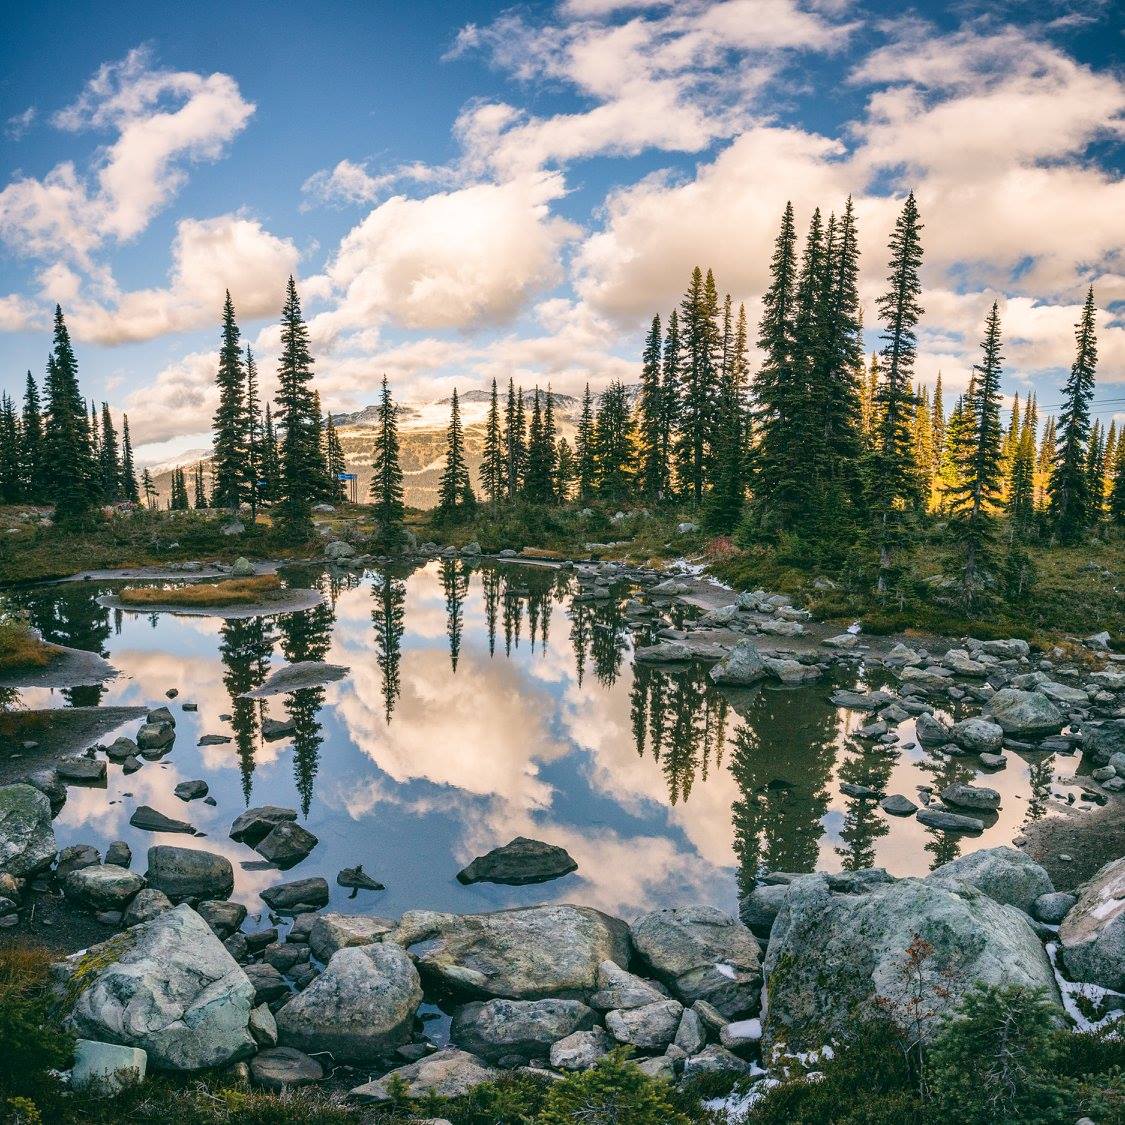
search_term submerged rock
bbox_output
[0,784,56,877]
[241,661,348,699]
[336,865,384,891]
[916,808,985,833]
[173,780,208,801]
[456,837,578,886]
[261,876,329,912]
[129,806,196,835]
[254,822,319,869]
[57,756,107,783]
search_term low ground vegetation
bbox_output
[0,621,58,673]
[117,574,282,608]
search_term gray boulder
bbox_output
[324,540,355,559]
[63,865,145,911]
[129,806,195,834]
[456,837,577,886]
[242,661,348,699]
[940,783,1000,811]
[231,557,256,578]
[248,1003,277,1047]
[60,904,255,1070]
[250,1046,323,1091]
[549,1027,614,1071]
[1034,892,1077,925]
[254,822,319,869]
[880,794,918,817]
[351,1048,498,1103]
[762,874,1061,1053]
[914,712,950,746]
[605,998,683,1049]
[70,1038,147,1094]
[229,805,297,845]
[197,900,247,939]
[1059,856,1125,991]
[932,847,1053,914]
[173,780,208,802]
[709,641,766,686]
[589,959,668,1011]
[309,912,394,962]
[0,784,56,877]
[682,1044,750,1076]
[145,845,233,902]
[260,876,329,912]
[452,997,597,1062]
[982,689,1064,735]
[123,888,173,926]
[391,904,630,1000]
[977,638,1030,659]
[136,723,175,752]
[629,905,761,1018]
[738,883,791,934]
[57,757,107,783]
[1083,720,1125,766]
[55,843,101,878]
[950,718,1004,753]
[105,841,132,868]
[276,942,420,1061]
[916,808,985,833]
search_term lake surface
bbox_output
[2,561,1088,923]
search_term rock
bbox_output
[840,781,881,799]
[916,808,985,833]
[940,783,1001,811]
[336,865,384,891]
[197,900,248,939]
[823,634,858,650]
[1059,856,1125,991]
[105,737,138,762]
[392,905,631,1000]
[761,873,1061,1053]
[941,649,989,677]
[244,962,290,1005]
[914,712,951,746]
[64,865,145,911]
[0,784,56,877]
[23,768,66,815]
[61,904,255,1070]
[635,1054,677,1080]
[630,906,761,1018]
[173,780,208,801]
[982,689,1064,735]
[682,1044,749,1077]
[104,841,132,868]
[220,521,244,536]
[452,997,597,1062]
[738,883,791,935]
[71,1039,147,1093]
[763,657,822,685]
[129,806,196,835]
[229,805,298,845]
[263,942,308,973]
[549,1027,614,1071]
[1083,720,1125,766]
[830,690,896,712]
[605,998,683,1049]
[198,734,231,746]
[880,794,918,817]
[242,661,349,698]
[977,638,1030,659]
[123,888,173,926]
[248,1003,277,1047]
[720,1017,762,1051]
[309,913,394,962]
[979,752,1007,770]
[145,845,234,902]
[709,641,766,686]
[57,756,107,783]
[1034,892,1077,925]
[261,876,329,912]
[351,1048,499,1103]
[231,557,256,578]
[254,822,319,869]
[324,541,355,560]
[1037,680,1089,705]
[589,960,668,1011]
[260,718,296,741]
[56,843,101,878]
[136,723,175,753]
[276,942,421,1062]
[757,619,805,638]
[950,718,1004,753]
[122,756,142,774]
[673,1007,707,1055]
[250,1046,323,1091]
[457,837,577,886]
[932,847,1053,914]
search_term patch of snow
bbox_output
[725,1018,762,1041]
[1047,942,1124,1033]
[714,961,738,979]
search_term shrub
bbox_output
[536,1052,694,1125]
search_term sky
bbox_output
[0,0,1122,466]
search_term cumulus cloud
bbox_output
[300,158,452,208]
[0,293,41,333]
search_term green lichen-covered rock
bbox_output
[0,783,56,877]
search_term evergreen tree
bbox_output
[702,296,749,534]
[542,388,558,498]
[438,389,474,516]
[637,315,666,498]
[193,462,208,509]
[119,415,139,503]
[479,378,503,505]
[1085,419,1106,527]
[211,291,247,509]
[1007,397,1036,529]
[575,383,596,503]
[244,346,261,519]
[0,395,21,502]
[871,192,925,590]
[523,388,556,503]
[1109,433,1125,526]
[274,277,319,540]
[1048,287,1097,544]
[594,381,636,500]
[949,302,1004,603]
[20,372,43,501]
[555,437,575,501]
[170,467,189,510]
[660,309,681,493]
[937,392,968,514]
[141,468,157,509]
[675,266,719,505]
[260,403,280,503]
[324,411,347,503]
[43,306,95,523]
[911,385,935,508]
[98,403,120,501]
[931,372,945,470]
[369,375,405,551]
[502,379,526,501]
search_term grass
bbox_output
[117,574,282,607]
[0,621,59,672]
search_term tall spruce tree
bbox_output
[260,403,280,502]
[99,403,120,501]
[575,383,596,502]
[660,309,681,494]
[170,467,189,510]
[1048,287,1097,545]
[871,192,924,590]
[211,291,247,509]
[324,412,347,503]
[43,306,95,523]
[675,267,719,505]
[244,346,261,519]
[1085,420,1106,527]
[141,468,157,509]
[21,372,44,501]
[594,381,636,500]
[555,437,575,501]
[503,379,524,501]
[1007,399,1036,529]
[949,302,1004,603]
[275,277,319,540]
[120,415,139,502]
[370,375,405,551]
[1109,434,1125,526]
[479,378,503,505]
[193,462,209,509]
[0,395,21,502]
[438,389,474,516]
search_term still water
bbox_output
[3,561,1085,921]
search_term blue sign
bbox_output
[337,472,357,481]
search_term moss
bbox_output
[60,929,137,1010]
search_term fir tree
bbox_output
[244,346,261,519]
[211,291,247,509]
[575,383,596,503]
[931,372,945,469]
[141,468,157,509]
[1085,419,1106,527]
[523,388,556,503]
[1007,393,1037,530]
[438,389,474,516]
[170,467,189,510]
[949,302,1004,604]
[479,378,503,505]
[1048,287,1097,544]
[911,385,935,508]
[542,387,558,497]
[675,267,719,505]
[871,192,925,591]
[324,412,347,503]
[1109,434,1125,526]
[555,437,575,501]
[369,375,405,551]
[21,372,44,501]
[274,277,319,541]
[99,403,120,502]
[660,309,681,493]
[594,381,636,500]
[43,306,95,523]
[260,403,280,502]
[0,395,21,503]
[503,379,524,501]
[119,415,139,503]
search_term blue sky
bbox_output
[0,0,1121,463]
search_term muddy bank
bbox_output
[97,587,324,620]
[1019,798,1125,892]
[0,642,117,691]
[54,560,280,583]
[0,706,147,785]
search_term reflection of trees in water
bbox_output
[630,663,728,805]
[278,597,336,815]
[835,743,898,871]
[1022,753,1055,829]
[728,686,838,897]
[440,558,468,672]
[218,617,276,802]
[482,569,500,657]
[915,746,977,868]
[567,599,590,686]
[371,572,406,723]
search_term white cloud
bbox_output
[300,158,451,208]
[0,293,41,333]
[4,106,36,140]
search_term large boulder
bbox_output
[605,998,683,1049]
[249,1046,323,1091]
[1082,720,1125,767]
[275,942,421,1062]
[260,876,329,912]
[709,641,766,686]
[1059,856,1125,991]
[63,865,146,911]
[145,846,233,902]
[254,822,318,869]
[589,960,668,1011]
[629,906,761,1018]
[950,718,1004,754]
[982,689,1064,736]
[0,783,56,877]
[350,1048,499,1103]
[59,904,255,1070]
[931,847,1053,915]
[309,913,394,962]
[761,873,1061,1054]
[391,905,631,1000]
[451,997,597,1062]
[456,837,578,886]
[229,805,297,845]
